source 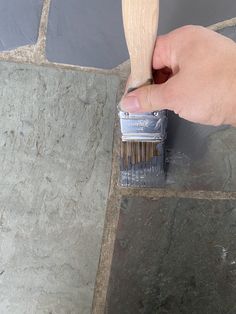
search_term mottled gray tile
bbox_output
[106,197,236,314]
[0,0,44,51]
[46,0,236,68]
[0,61,119,313]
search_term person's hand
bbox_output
[120,25,236,126]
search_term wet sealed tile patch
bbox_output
[164,113,236,191]
[0,61,119,313]
[106,197,236,314]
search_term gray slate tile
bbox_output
[46,0,236,68]
[106,197,236,314]
[0,61,119,313]
[46,0,128,69]
[0,0,44,51]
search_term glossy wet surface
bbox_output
[165,113,236,191]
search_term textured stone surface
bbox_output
[0,0,44,51]
[106,197,236,314]
[46,0,236,68]
[0,61,119,313]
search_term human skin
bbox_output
[120,25,236,126]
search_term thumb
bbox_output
[119,82,173,113]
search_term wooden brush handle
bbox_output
[122,0,159,89]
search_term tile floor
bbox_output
[0,1,236,313]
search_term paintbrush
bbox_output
[119,0,167,187]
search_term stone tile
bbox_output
[106,197,236,314]
[0,0,44,51]
[0,61,119,313]
[46,0,128,69]
[46,0,236,68]
[165,113,236,191]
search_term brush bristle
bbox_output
[121,142,159,169]
[120,141,165,187]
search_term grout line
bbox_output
[120,188,236,200]
[34,0,52,63]
[91,84,124,314]
[92,193,122,314]
[40,60,122,75]
[208,17,236,31]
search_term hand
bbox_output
[120,25,236,126]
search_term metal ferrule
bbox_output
[119,110,167,142]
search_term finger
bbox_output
[152,35,173,69]
[120,77,179,113]
[153,26,200,73]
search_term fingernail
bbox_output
[119,95,140,113]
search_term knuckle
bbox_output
[181,25,195,31]
[180,25,203,34]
